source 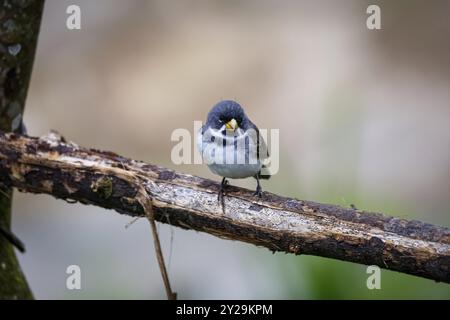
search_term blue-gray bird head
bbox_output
[205,100,250,132]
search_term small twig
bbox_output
[161,212,175,271]
[0,226,26,253]
[138,192,177,300]
[167,219,175,272]
[124,217,140,229]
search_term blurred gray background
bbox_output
[12,0,450,298]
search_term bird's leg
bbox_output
[218,177,229,202]
[254,174,263,198]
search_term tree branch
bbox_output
[0,131,449,283]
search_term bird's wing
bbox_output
[247,120,272,179]
[247,120,269,162]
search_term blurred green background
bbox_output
[12,0,450,299]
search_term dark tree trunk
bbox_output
[0,0,45,299]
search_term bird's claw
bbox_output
[218,178,229,203]
[253,186,263,198]
[218,190,224,203]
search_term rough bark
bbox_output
[0,131,449,284]
[0,0,45,299]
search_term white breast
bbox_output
[197,127,262,179]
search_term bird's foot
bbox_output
[218,178,229,203]
[253,185,263,198]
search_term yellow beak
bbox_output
[225,118,238,131]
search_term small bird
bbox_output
[197,100,270,201]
